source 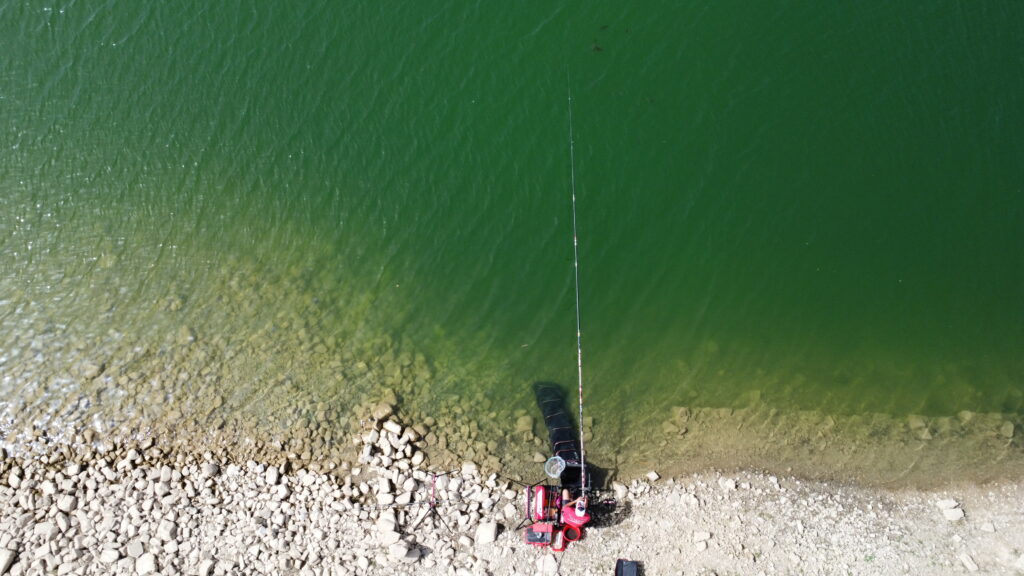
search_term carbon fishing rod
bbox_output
[566,77,588,500]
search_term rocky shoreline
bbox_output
[2,406,1024,576]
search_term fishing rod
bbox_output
[567,76,587,501]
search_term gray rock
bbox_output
[135,552,157,575]
[532,452,547,464]
[1001,421,1015,439]
[475,521,498,546]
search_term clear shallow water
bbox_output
[1,2,1022,481]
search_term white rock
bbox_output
[274,484,290,501]
[363,429,379,445]
[200,462,219,478]
[99,549,120,564]
[693,531,712,543]
[476,521,498,545]
[696,540,708,552]
[612,482,628,501]
[156,519,178,542]
[718,477,737,491]
[411,451,425,467]
[502,503,518,520]
[33,522,59,541]
[265,466,280,486]
[935,498,959,510]
[646,471,660,482]
[958,553,978,572]
[401,547,421,564]
[536,554,559,575]
[56,494,77,513]
[979,522,995,533]
[378,530,401,546]
[1000,421,1015,438]
[388,541,410,559]
[942,508,965,522]
[0,550,15,575]
[197,559,215,576]
[382,421,403,435]
[1015,554,1024,571]
[135,553,157,575]
[126,540,145,559]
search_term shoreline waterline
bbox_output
[1,408,1023,575]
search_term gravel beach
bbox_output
[2,408,1022,576]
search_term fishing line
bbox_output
[566,74,587,498]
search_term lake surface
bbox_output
[2,1,1022,483]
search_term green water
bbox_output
[2,2,1022,480]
